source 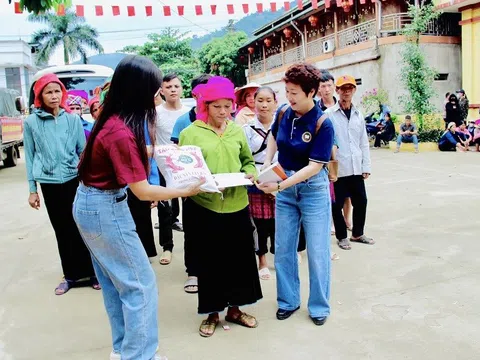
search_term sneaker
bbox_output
[172,221,183,232]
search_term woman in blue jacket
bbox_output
[23,73,98,295]
[438,122,468,152]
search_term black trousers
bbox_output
[182,198,200,277]
[374,132,391,147]
[254,218,306,256]
[127,189,157,258]
[41,178,95,281]
[157,171,174,251]
[332,175,368,241]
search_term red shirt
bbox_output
[82,116,147,189]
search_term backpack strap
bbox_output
[315,114,329,135]
[276,104,289,128]
[250,125,270,156]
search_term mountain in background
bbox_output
[189,7,288,49]
[72,53,128,69]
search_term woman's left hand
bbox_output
[256,182,278,194]
[244,174,255,184]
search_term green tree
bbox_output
[28,9,103,65]
[121,28,200,96]
[398,3,440,130]
[11,0,71,14]
[197,31,248,86]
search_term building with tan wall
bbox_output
[239,0,462,115]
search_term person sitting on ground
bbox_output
[374,112,395,148]
[473,122,480,152]
[456,122,472,146]
[234,83,261,126]
[438,122,468,152]
[395,115,419,153]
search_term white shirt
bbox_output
[155,104,190,146]
[243,116,278,172]
[325,102,371,177]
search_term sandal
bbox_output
[337,238,351,250]
[199,318,219,337]
[91,277,101,290]
[55,279,72,295]
[225,312,258,328]
[258,267,271,281]
[159,250,172,265]
[350,235,375,245]
[184,276,198,294]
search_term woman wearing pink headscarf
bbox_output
[179,76,262,338]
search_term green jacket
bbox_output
[179,120,257,213]
[23,108,85,192]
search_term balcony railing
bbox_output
[307,34,335,58]
[266,53,283,71]
[248,13,460,76]
[338,20,376,49]
[381,12,461,37]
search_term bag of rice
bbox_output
[154,145,219,193]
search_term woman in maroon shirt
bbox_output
[73,55,203,360]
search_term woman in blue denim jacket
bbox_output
[257,63,334,326]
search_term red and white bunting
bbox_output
[13,1,377,17]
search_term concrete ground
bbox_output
[0,149,479,360]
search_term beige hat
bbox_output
[234,82,261,94]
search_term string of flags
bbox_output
[12,1,323,16]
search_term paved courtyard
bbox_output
[0,149,479,360]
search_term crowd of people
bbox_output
[24,55,377,360]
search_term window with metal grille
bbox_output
[6,67,21,94]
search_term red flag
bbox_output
[271,2,277,11]
[95,6,103,16]
[112,6,120,16]
[76,5,84,17]
[146,6,153,16]
[14,2,22,14]
[163,6,171,16]
[297,0,303,10]
[195,5,203,15]
[57,4,65,15]
[177,5,184,15]
[210,5,216,15]
[312,0,318,9]
[257,3,263,13]
[284,1,290,10]
[227,4,234,14]
[127,6,135,16]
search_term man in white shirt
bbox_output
[155,73,190,266]
[325,75,374,251]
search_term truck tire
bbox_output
[4,146,18,167]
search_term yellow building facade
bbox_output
[436,0,480,120]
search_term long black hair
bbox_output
[78,55,163,181]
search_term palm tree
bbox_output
[28,10,104,65]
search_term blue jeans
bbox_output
[397,134,418,149]
[275,169,331,318]
[73,184,158,360]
